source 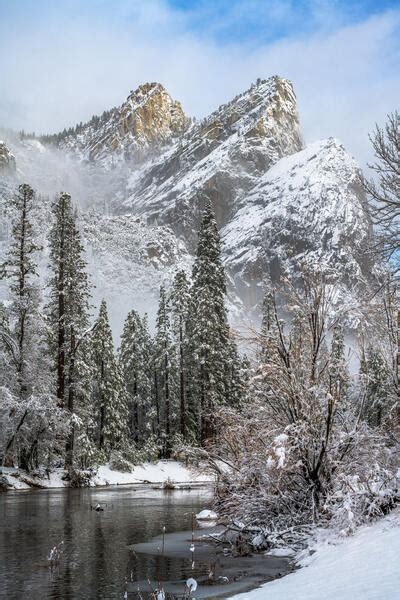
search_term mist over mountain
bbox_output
[0,75,377,334]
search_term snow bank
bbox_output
[94,460,210,487]
[229,510,400,600]
[1,460,211,491]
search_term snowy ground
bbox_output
[0,460,211,490]
[229,509,400,600]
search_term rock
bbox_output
[60,82,190,164]
[0,475,12,491]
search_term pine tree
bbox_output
[169,270,191,439]
[119,310,153,445]
[153,285,176,456]
[329,324,350,402]
[90,300,128,455]
[2,184,41,398]
[47,192,91,466]
[261,289,274,338]
[361,346,392,427]
[187,200,236,443]
[225,338,248,408]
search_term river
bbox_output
[0,485,210,599]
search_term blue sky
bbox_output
[0,0,399,165]
[166,0,400,43]
[2,0,398,43]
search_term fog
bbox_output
[0,2,399,169]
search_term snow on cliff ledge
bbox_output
[223,137,372,298]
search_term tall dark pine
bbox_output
[119,310,153,444]
[169,270,191,439]
[48,192,90,465]
[154,285,175,456]
[259,288,278,362]
[188,201,231,443]
[2,184,40,398]
[91,300,128,455]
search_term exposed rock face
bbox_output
[60,82,190,164]
[222,138,372,307]
[121,76,303,240]
[0,141,16,174]
[123,77,302,230]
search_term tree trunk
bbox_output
[133,374,139,443]
[3,409,29,466]
[154,370,161,453]
[56,202,66,407]
[65,327,76,467]
[179,320,186,438]
[165,350,170,457]
[16,187,28,398]
[99,357,105,450]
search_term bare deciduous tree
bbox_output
[363,111,399,264]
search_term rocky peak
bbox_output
[59,82,190,164]
[200,76,302,158]
[0,141,16,174]
[122,82,188,142]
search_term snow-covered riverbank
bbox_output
[229,509,400,600]
[0,460,211,490]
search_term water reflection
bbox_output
[0,486,210,599]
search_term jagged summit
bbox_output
[57,81,190,163]
[49,76,301,170]
[199,76,302,151]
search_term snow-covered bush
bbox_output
[74,427,107,469]
[122,436,159,465]
[211,405,399,534]
[109,450,133,472]
[67,467,95,488]
[207,275,399,536]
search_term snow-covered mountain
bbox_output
[0,76,375,330]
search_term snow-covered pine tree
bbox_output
[225,339,248,408]
[119,309,153,445]
[0,302,15,390]
[153,285,176,456]
[1,184,41,398]
[261,289,274,337]
[187,200,239,443]
[260,288,279,354]
[360,346,392,427]
[169,270,191,439]
[329,324,350,402]
[48,192,90,405]
[47,192,91,465]
[0,185,68,469]
[90,300,128,456]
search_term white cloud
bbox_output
[0,1,398,167]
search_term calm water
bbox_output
[0,486,210,599]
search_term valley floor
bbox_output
[0,459,210,490]
[229,508,400,600]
